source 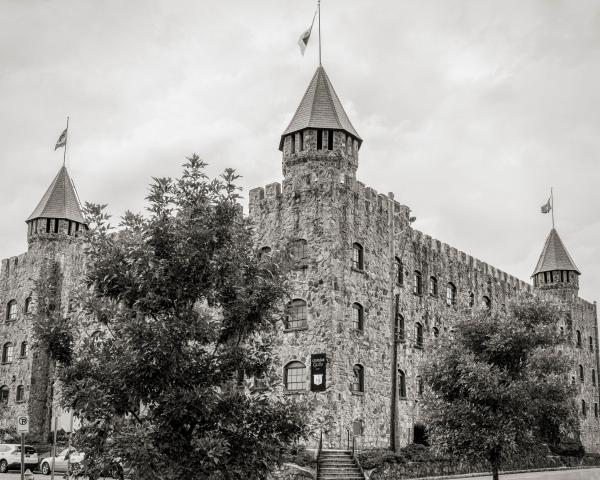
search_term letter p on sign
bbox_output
[17,415,29,434]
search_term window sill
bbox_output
[292,263,310,270]
[283,390,308,396]
[1,362,13,365]
[414,345,423,351]
[399,396,408,401]
[351,391,365,396]
[351,267,365,275]
[284,327,308,333]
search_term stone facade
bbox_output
[249,122,599,452]
[1,197,87,440]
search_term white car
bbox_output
[0,444,39,473]
[39,448,84,475]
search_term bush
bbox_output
[357,448,405,470]
[282,445,316,469]
[550,439,585,457]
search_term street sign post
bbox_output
[16,416,29,480]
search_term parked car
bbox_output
[0,444,39,473]
[39,448,84,475]
[40,448,124,479]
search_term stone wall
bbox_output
[0,230,87,440]
[249,128,600,453]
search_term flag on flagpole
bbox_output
[55,128,68,150]
[298,5,318,55]
[298,27,312,55]
[541,197,552,214]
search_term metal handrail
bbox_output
[316,431,323,479]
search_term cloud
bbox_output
[0,0,598,301]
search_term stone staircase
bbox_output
[318,449,364,480]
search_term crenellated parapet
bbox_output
[408,228,531,293]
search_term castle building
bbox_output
[248,65,600,451]
[1,66,598,452]
[0,166,87,438]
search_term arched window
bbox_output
[468,292,475,308]
[398,369,406,398]
[6,300,17,321]
[0,385,8,404]
[290,239,309,263]
[592,369,596,387]
[396,314,405,342]
[91,331,103,345]
[576,330,582,347]
[417,375,424,395]
[24,297,32,314]
[20,342,28,358]
[595,403,599,418]
[394,257,403,285]
[446,283,457,306]
[2,343,13,363]
[16,385,24,403]
[258,246,271,260]
[579,365,584,382]
[482,296,491,309]
[415,322,423,349]
[352,243,364,270]
[429,277,438,296]
[285,299,308,329]
[352,364,364,393]
[433,327,440,339]
[284,361,306,391]
[590,336,594,352]
[413,271,422,296]
[582,400,587,417]
[352,303,364,331]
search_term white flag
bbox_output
[298,27,312,55]
[298,6,318,56]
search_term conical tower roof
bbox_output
[27,166,86,224]
[532,228,580,276]
[279,66,361,150]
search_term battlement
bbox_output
[1,253,28,279]
[410,229,531,292]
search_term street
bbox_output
[0,473,115,480]
[453,467,600,480]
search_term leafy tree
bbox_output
[421,294,578,480]
[33,155,308,479]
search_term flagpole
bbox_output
[63,116,69,167]
[551,187,555,229]
[318,0,322,66]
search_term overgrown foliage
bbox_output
[421,294,578,480]
[33,155,308,479]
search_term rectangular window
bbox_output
[299,131,304,151]
[68,221,73,235]
[290,134,295,154]
[54,218,59,233]
[46,218,51,233]
[317,129,323,150]
[327,130,333,150]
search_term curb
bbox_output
[408,464,600,480]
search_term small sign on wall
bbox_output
[311,353,327,392]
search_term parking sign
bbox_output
[16,415,29,434]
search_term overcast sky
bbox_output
[1,0,599,302]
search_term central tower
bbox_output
[279,66,362,182]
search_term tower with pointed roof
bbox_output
[1,165,88,441]
[26,165,88,243]
[532,228,580,299]
[279,66,362,182]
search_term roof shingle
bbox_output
[532,228,580,276]
[279,66,361,150]
[27,166,86,224]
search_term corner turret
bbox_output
[532,228,580,299]
[26,166,87,243]
[279,66,361,181]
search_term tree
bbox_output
[33,155,308,479]
[421,294,578,480]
